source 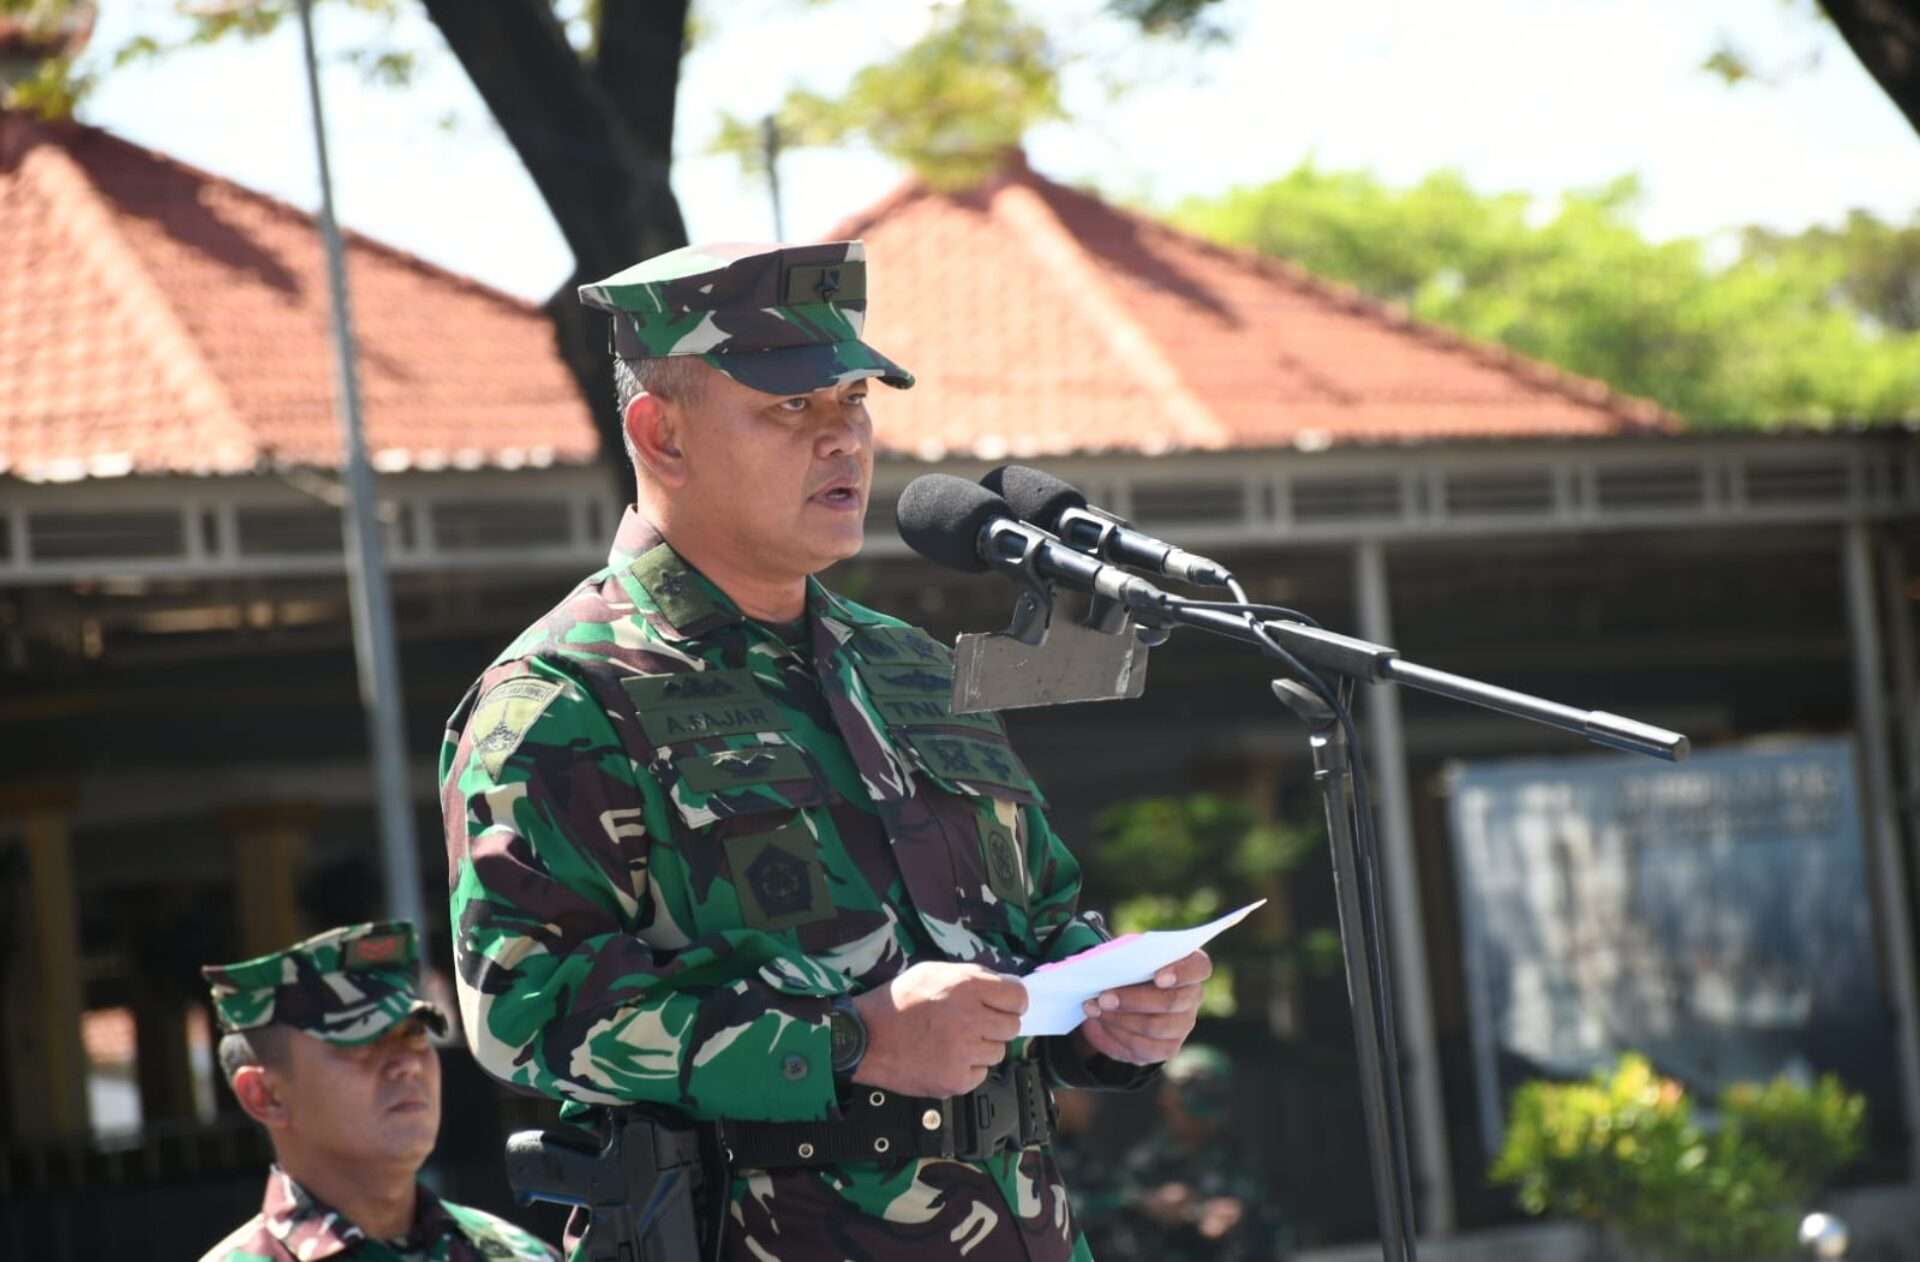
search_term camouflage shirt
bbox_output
[1083,1133,1286,1262]
[196,1166,557,1262]
[440,510,1142,1262]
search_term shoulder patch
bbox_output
[470,677,565,780]
[632,543,729,631]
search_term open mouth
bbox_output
[813,485,862,509]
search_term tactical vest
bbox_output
[551,545,1062,982]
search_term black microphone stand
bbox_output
[1133,601,1689,1262]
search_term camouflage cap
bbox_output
[1163,1043,1233,1120]
[579,240,915,395]
[200,921,449,1047]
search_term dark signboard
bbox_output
[1448,738,1882,1151]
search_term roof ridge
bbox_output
[15,132,259,474]
[820,176,931,244]
[1095,187,1675,431]
[59,117,560,312]
[987,177,1230,453]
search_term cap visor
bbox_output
[313,999,450,1046]
[705,338,914,395]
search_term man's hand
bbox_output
[850,962,1027,1098]
[1071,949,1210,1066]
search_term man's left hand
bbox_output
[1070,949,1210,1065]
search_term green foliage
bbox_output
[1492,1054,1867,1260]
[1089,791,1316,893]
[1105,0,1230,41]
[1170,162,1920,427]
[0,0,92,117]
[714,0,1062,190]
[3,51,89,116]
[1088,793,1321,1018]
[1721,1073,1867,1200]
[1745,210,1920,332]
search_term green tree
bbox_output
[1744,209,1920,332]
[1171,163,1920,426]
[712,0,1063,192]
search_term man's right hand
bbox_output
[849,962,1027,1098]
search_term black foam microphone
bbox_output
[896,474,1165,607]
[980,465,1234,588]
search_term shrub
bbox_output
[1491,1054,1866,1260]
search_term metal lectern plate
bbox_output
[951,619,1150,713]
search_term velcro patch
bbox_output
[624,670,792,747]
[344,930,410,969]
[852,625,947,667]
[873,698,1001,733]
[980,816,1028,910]
[858,663,954,701]
[676,745,812,792]
[726,822,833,932]
[784,261,867,306]
[470,678,565,780]
[906,732,1038,797]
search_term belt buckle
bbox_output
[953,1066,1023,1161]
[1013,1061,1053,1148]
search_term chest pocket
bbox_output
[624,669,837,936]
[849,628,1045,929]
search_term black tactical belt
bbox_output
[721,1059,1055,1170]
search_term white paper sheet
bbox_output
[1018,900,1267,1037]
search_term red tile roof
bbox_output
[833,152,1672,458]
[3,125,1668,483]
[0,115,596,481]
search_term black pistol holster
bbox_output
[505,1109,721,1262]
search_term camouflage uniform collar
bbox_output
[806,576,887,629]
[610,507,886,642]
[260,1166,458,1260]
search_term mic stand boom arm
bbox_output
[1116,592,1687,1262]
[1135,600,1690,762]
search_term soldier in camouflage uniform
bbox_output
[1098,1045,1287,1262]
[196,922,558,1262]
[439,240,1214,1261]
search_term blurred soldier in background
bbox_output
[195,921,557,1262]
[1102,1044,1287,1262]
[440,240,1211,1261]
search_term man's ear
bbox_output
[625,393,687,488]
[231,1064,290,1130]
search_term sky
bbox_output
[77,0,1920,304]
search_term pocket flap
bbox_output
[901,730,1044,805]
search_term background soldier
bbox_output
[439,240,1212,1261]
[196,921,558,1262]
[1102,1044,1288,1262]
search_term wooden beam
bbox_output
[224,807,313,959]
[2,806,88,1141]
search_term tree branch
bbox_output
[592,0,688,165]
[418,0,690,475]
[1816,0,1920,137]
[418,0,685,272]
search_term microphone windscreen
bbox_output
[982,465,1086,531]
[896,474,1008,573]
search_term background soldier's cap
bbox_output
[1163,1043,1234,1120]
[578,240,915,395]
[199,921,449,1046]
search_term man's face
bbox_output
[657,369,875,582]
[274,1018,441,1171]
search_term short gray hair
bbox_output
[217,1026,290,1086]
[613,356,710,462]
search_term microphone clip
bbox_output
[951,522,1155,713]
[984,521,1062,648]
